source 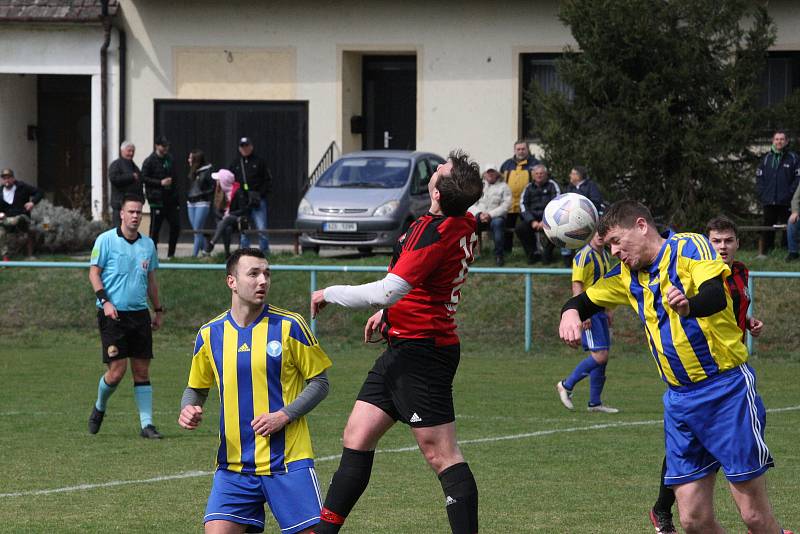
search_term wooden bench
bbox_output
[182,228,303,255]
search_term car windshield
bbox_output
[315,158,411,189]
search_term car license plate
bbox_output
[323,222,357,232]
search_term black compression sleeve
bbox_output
[561,292,604,321]
[686,277,726,318]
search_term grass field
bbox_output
[0,252,798,533]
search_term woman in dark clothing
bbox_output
[205,169,248,258]
[185,149,214,257]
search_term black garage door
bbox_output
[154,100,308,229]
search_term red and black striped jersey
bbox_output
[384,212,477,346]
[726,261,750,340]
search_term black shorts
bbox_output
[97,309,154,363]
[357,338,460,428]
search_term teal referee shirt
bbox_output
[90,228,159,311]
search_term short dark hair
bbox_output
[597,200,656,238]
[773,129,788,138]
[706,215,738,238]
[436,150,482,217]
[121,193,144,207]
[572,165,588,181]
[226,247,266,276]
[514,139,528,147]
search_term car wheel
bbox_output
[304,245,320,255]
[357,246,373,257]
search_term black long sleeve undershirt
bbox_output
[561,276,727,320]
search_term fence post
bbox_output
[525,272,532,352]
[746,275,754,356]
[310,269,317,336]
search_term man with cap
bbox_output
[142,136,181,258]
[228,137,272,254]
[467,163,512,265]
[0,168,43,260]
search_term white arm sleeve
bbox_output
[323,273,412,309]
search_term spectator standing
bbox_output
[229,137,272,254]
[500,140,540,252]
[205,169,249,259]
[0,168,43,260]
[468,162,512,265]
[755,130,800,256]
[142,136,180,258]
[185,149,214,257]
[515,164,561,263]
[786,180,800,262]
[567,165,603,214]
[108,141,143,228]
[88,194,164,440]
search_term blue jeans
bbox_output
[187,204,210,257]
[239,197,270,253]
[477,215,506,257]
[788,215,800,254]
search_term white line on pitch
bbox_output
[1,404,798,499]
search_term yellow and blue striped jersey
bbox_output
[572,243,612,289]
[188,304,332,475]
[585,232,747,387]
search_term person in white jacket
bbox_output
[468,163,512,265]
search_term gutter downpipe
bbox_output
[100,0,111,222]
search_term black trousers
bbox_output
[514,218,554,261]
[150,203,181,257]
[761,204,790,253]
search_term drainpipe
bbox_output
[100,0,111,222]
[118,29,126,145]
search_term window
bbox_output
[758,52,800,108]
[520,53,574,139]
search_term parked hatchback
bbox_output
[296,150,446,253]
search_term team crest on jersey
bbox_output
[267,340,282,358]
[141,259,150,271]
[107,345,119,358]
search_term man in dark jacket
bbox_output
[567,165,603,214]
[142,136,180,258]
[515,164,561,263]
[108,141,143,227]
[755,130,800,255]
[0,168,44,259]
[228,137,272,254]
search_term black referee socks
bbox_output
[314,448,375,534]
[438,462,479,534]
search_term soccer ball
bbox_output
[542,193,599,249]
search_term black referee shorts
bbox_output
[357,338,460,428]
[97,309,154,363]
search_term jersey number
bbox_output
[446,233,478,313]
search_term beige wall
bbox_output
[0,74,37,185]
[118,0,800,175]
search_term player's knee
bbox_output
[591,351,609,364]
[739,506,773,531]
[678,507,715,533]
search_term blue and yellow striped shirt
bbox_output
[572,243,612,289]
[585,232,747,387]
[188,304,332,475]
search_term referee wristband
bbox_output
[95,289,110,304]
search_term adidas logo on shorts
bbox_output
[409,412,422,423]
[445,496,457,506]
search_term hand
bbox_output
[559,309,583,348]
[178,405,203,430]
[103,301,119,321]
[790,212,799,225]
[161,177,173,187]
[24,202,34,212]
[251,411,290,437]
[310,289,327,318]
[747,317,764,337]
[364,310,384,343]
[665,285,690,317]
[531,220,539,230]
[581,319,591,331]
[0,212,5,220]
[151,310,163,330]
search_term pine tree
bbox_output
[526,0,777,229]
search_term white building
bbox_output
[2,0,799,227]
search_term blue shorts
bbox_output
[582,312,610,352]
[663,364,773,486]
[204,466,322,533]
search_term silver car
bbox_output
[296,150,445,253]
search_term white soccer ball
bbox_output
[542,193,599,249]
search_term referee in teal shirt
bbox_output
[88,194,165,439]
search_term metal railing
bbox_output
[306,141,339,191]
[3,261,798,354]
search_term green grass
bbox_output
[0,332,798,533]
[0,251,798,532]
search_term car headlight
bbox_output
[373,200,399,217]
[298,198,314,215]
